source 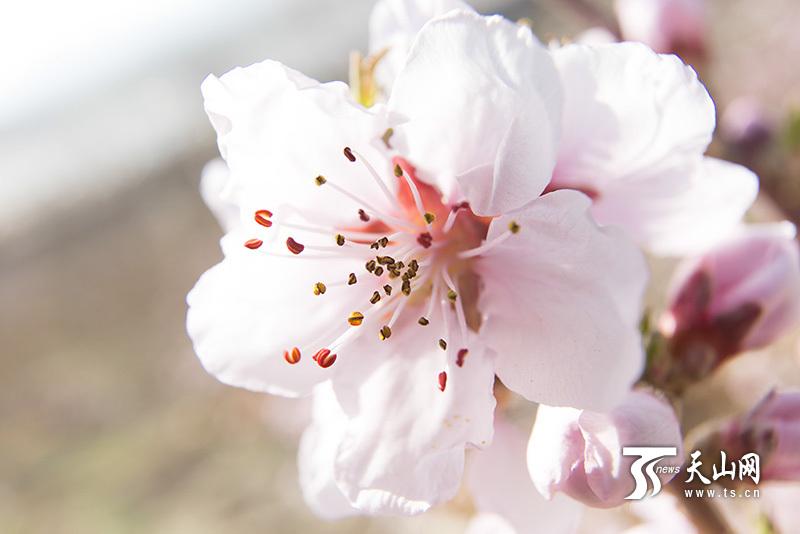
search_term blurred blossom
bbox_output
[721,97,773,155]
[614,0,706,58]
[528,391,683,508]
[467,417,583,534]
[624,493,697,534]
[660,223,800,382]
[188,7,647,516]
[719,390,800,482]
[548,41,757,256]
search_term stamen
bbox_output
[387,297,409,328]
[418,317,429,326]
[315,349,337,368]
[244,238,263,250]
[442,268,468,341]
[379,325,392,341]
[423,212,436,225]
[348,273,357,285]
[315,175,327,186]
[359,209,370,222]
[439,339,447,350]
[254,209,273,228]
[286,237,305,255]
[374,266,384,276]
[417,232,433,248]
[343,147,356,162]
[396,164,430,227]
[458,222,519,259]
[348,147,396,207]
[313,282,327,296]
[438,371,447,392]
[370,291,381,304]
[316,176,410,229]
[383,284,393,295]
[365,260,376,272]
[348,312,364,326]
[443,202,469,233]
[447,289,458,302]
[284,347,301,364]
[456,348,468,367]
[336,234,345,246]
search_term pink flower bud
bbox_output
[721,97,772,155]
[661,224,800,377]
[720,390,800,482]
[528,391,683,508]
[614,0,707,58]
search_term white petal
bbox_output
[199,158,240,233]
[591,156,758,256]
[369,0,472,89]
[552,42,714,194]
[388,11,562,215]
[469,417,583,533]
[476,190,647,410]
[186,247,372,397]
[298,383,358,519]
[330,313,496,515]
[202,60,396,229]
[465,514,518,534]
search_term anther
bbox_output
[370,291,381,304]
[315,175,327,186]
[374,266,384,276]
[383,284,393,295]
[401,280,411,296]
[315,349,337,368]
[447,289,458,302]
[336,234,345,246]
[254,209,273,227]
[379,325,392,341]
[365,259,376,272]
[451,201,470,212]
[348,312,364,326]
[284,347,301,365]
[343,146,356,162]
[358,209,370,222]
[378,237,389,248]
[286,237,305,255]
[381,128,394,149]
[418,317,429,326]
[348,273,357,285]
[376,256,395,265]
[313,282,327,296]
[417,232,433,248]
[439,339,447,350]
[438,371,447,392]
[394,164,403,177]
[509,220,521,234]
[456,348,469,367]
[244,238,263,250]
[424,212,436,224]
[370,241,380,250]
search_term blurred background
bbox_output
[1,0,799,532]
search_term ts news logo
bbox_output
[622,447,680,500]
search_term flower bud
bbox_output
[614,0,707,59]
[721,97,773,156]
[660,224,800,382]
[719,390,800,482]
[527,391,683,508]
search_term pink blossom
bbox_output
[187,9,647,516]
[661,223,800,373]
[548,41,757,256]
[528,391,683,508]
[614,0,707,57]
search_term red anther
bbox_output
[313,348,329,362]
[286,237,305,254]
[343,147,356,162]
[244,238,263,249]
[417,232,433,249]
[451,201,470,213]
[358,209,370,222]
[254,209,273,227]
[315,348,337,368]
[456,348,469,367]
[284,347,301,364]
[438,371,448,392]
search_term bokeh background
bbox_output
[2,0,800,532]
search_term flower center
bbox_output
[242,146,520,390]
